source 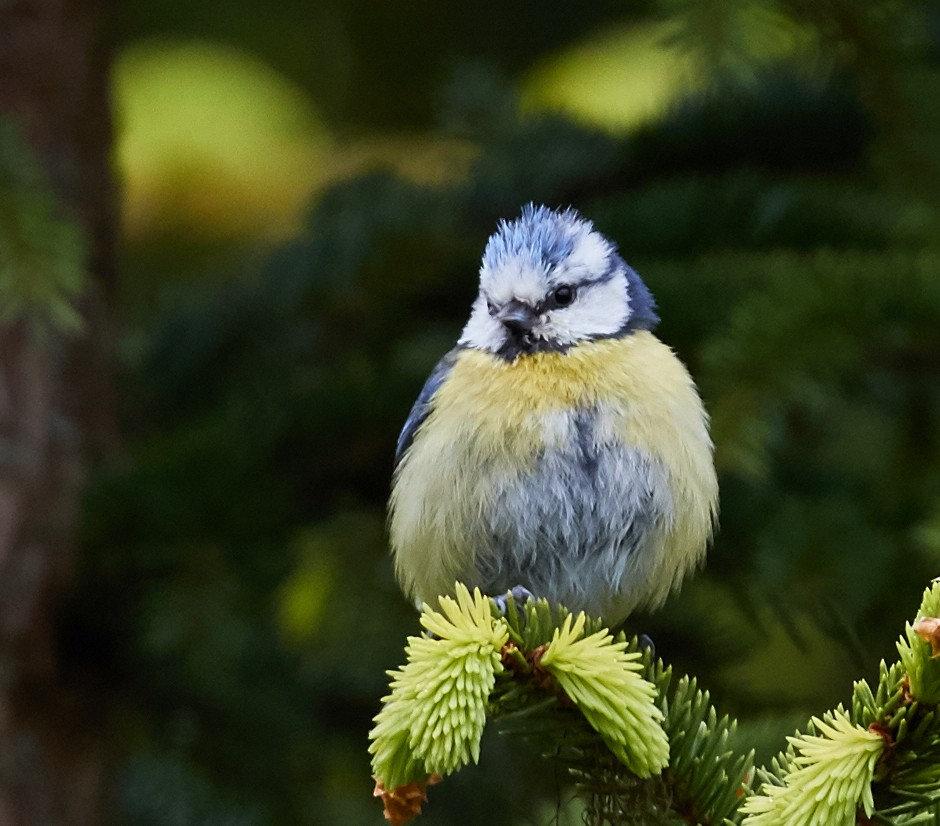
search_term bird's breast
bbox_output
[389,331,717,616]
[425,331,700,464]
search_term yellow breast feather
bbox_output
[390,331,718,609]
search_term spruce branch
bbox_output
[370,586,752,824]
[741,579,940,826]
[654,664,754,825]
[897,580,940,706]
[740,710,884,826]
[538,612,669,778]
[0,122,86,338]
[369,584,509,789]
[369,579,940,825]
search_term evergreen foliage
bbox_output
[374,581,940,825]
[370,587,509,788]
[0,123,86,336]
[540,614,669,778]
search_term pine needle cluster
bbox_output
[539,613,669,777]
[740,712,883,825]
[745,578,940,826]
[370,579,940,825]
[369,585,509,790]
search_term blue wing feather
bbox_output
[394,349,460,466]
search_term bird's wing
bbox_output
[394,348,461,467]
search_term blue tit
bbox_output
[388,204,718,626]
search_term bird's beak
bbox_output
[495,300,539,335]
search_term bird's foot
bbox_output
[493,585,536,615]
[637,633,656,660]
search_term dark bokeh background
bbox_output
[55,0,940,822]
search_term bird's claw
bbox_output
[493,585,536,615]
[637,633,656,660]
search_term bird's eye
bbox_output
[551,285,575,307]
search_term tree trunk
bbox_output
[0,0,116,822]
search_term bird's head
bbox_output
[459,204,659,359]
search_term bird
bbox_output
[388,204,718,626]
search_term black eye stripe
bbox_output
[485,284,580,317]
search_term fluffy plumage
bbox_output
[389,205,717,625]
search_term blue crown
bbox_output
[482,204,587,273]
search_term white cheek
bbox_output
[458,297,506,351]
[539,278,630,344]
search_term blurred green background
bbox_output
[54,0,940,822]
